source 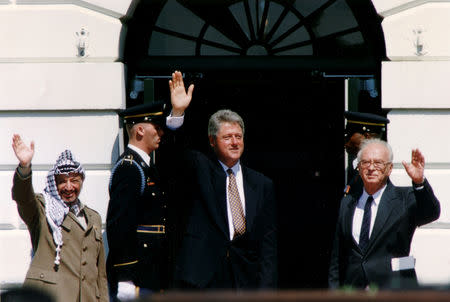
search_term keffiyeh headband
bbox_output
[43,150,85,267]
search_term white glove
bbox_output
[117,281,137,301]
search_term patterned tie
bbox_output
[227,169,246,238]
[359,195,374,252]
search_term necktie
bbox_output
[227,169,246,238]
[359,195,374,252]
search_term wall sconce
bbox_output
[129,78,144,99]
[76,27,89,58]
[413,27,426,56]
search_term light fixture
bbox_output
[76,27,89,58]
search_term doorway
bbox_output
[123,0,386,289]
[151,69,345,288]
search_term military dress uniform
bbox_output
[106,102,171,297]
[106,147,169,290]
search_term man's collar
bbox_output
[66,199,84,215]
[218,160,241,174]
[362,183,388,205]
[128,144,151,166]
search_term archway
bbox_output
[123,0,386,288]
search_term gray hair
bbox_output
[357,138,393,163]
[208,109,245,138]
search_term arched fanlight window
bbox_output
[125,0,385,72]
[145,0,371,57]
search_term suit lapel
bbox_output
[127,147,161,189]
[84,209,94,232]
[242,167,257,232]
[210,160,230,239]
[365,181,399,254]
[61,214,73,232]
[63,207,93,233]
[344,194,360,250]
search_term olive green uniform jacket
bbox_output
[12,170,109,302]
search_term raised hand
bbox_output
[402,148,425,185]
[169,70,194,116]
[12,134,35,167]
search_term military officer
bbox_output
[106,71,193,300]
[343,111,389,195]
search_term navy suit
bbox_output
[175,150,277,289]
[329,179,440,289]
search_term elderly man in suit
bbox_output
[170,73,277,289]
[329,138,440,289]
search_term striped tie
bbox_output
[227,169,246,238]
[359,195,374,252]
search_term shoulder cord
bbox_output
[109,158,145,196]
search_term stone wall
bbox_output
[0,0,132,285]
[375,0,450,285]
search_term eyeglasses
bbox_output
[359,160,391,170]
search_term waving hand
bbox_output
[169,70,194,116]
[12,134,34,167]
[402,148,425,185]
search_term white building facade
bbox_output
[1,0,450,287]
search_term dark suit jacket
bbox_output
[175,150,277,289]
[329,179,440,289]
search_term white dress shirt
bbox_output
[219,160,246,240]
[352,184,387,244]
[127,144,151,166]
[166,114,184,130]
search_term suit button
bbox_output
[83,246,88,252]
[162,218,166,222]
[152,193,156,196]
[82,275,86,281]
[143,243,148,248]
[40,273,44,279]
[82,260,87,265]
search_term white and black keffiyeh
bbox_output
[43,150,85,266]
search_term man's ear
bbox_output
[208,135,215,148]
[135,124,145,138]
[386,162,393,176]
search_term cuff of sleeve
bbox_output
[17,164,32,178]
[413,178,425,190]
[166,113,184,130]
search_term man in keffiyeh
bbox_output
[11,134,108,302]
